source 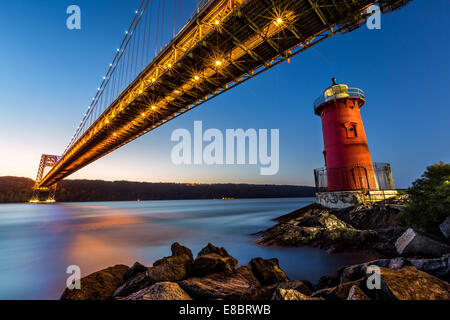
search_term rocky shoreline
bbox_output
[61,197,450,300]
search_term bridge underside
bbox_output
[37,0,408,189]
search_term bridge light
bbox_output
[168,63,172,68]
[152,78,156,82]
[215,20,220,25]
[215,60,222,67]
[151,106,157,110]
[194,75,199,81]
[274,17,283,26]
[113,132,117,136]
[141,113,145,117]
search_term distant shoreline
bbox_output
[0,176,315,204]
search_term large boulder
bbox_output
[440,217,450,240]
[147,242,193,283]
[61,264,129,300]
[272,289,323,300]
[376,266,450,300]
[125,282,192,300]
[249,258,288,285]
[113,272,151,298]
[395,228,450,257]
[178,266,260,300]
[190,243,238,277]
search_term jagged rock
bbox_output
[272,289,324,300]
[197,243,232,257]
[172,242,194,260]
[377,266,450,300]
[113,272,151,298]
[395,228,450,257]
[249,258,288,285]
[409,254,449,282]
[125,282,192,300]
[123,261,147,282]
[440,217,450,240]
[191,243,238,277]
[61,264,129,300]
[346,285,371,300]
[178,266,260,300]
[244,280,312,300]
[311,280,363,300]
[257,205,376,251]
[147,242,194,283]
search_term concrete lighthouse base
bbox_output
[316,190,399,210]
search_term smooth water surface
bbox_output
[0,198,375,299]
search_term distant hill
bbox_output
[0,176,315,203]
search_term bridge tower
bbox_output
[30,154,60,203]
[313,79,397,209]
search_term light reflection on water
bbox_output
[0,198,375,300]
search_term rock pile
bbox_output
[60,242,450,301]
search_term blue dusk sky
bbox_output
[0,0,448,188]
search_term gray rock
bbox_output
[395,228,450,257]
[125,282,192,300]
[250,257,289,285]
[123,261,147,282]
[409,254,450,282]
[440,217,450,240]
[113,272,151,298]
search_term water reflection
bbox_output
[0,198,375,299]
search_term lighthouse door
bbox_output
[351,166,370,190]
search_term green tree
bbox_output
[396,162,450,235]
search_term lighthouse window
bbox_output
[343,123,357,138]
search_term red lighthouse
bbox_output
[314,79,378,191]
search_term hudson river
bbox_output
[0,198,375,299]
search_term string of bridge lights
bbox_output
[63,0,288,157]
[63,6,144,155]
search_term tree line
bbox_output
[0,176,315,203]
